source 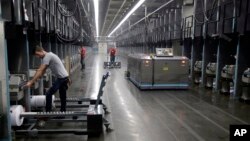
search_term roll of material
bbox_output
[30,95,55,108]
[52,95,55,108]
[30,95,46,108]
[10,105,24,126]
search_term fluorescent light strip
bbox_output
[108,0,145,37]
[94,0,99,37]
[115,0,174,37]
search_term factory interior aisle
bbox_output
[17,51,250,141]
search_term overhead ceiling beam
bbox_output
[100,0,112,35]
[143,2,165,7]
[105,0,128,35]
[108,8,119,12]
[110,1,126,5]
[116,0,175,37]
[101,0,138,36]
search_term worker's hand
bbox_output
[24,81,33,88]
[67,78,72,87]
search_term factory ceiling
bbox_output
[98,0,183,37]
[63,0,183,37]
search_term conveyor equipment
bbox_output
[9,74,27,101]
[205,62,217,88]
[241,68,250,101]
[11,72,111,137]
[10,105,103,137]
[220,65,235,94]
[194,61,202,84]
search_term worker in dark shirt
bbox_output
[25,45,70,112]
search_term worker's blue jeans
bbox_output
[45,77,69,112]
[110,55,115,63]
[81,57,85,69]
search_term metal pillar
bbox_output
[190,0,197,84]
[24,29,31,112]
[233,37,241,98]
[144,6,148,54]
[215,41,222,91]
[232,0,243,98]
[0,20,11,141]
[201,0,208,87]
[215,0,222,91]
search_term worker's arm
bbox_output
[25,64,47,87]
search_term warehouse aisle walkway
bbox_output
[18,51,250,141]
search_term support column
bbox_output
[144,6,148,54]
[0,20,12,141]
[190,0,197,84]
[201,0,207,87]
[215,41,222,91]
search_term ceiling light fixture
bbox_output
[108,0,145,37]
[93,0,99,37]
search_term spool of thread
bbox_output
[52,95,55,108]
[30,95,55,108]
[10,105,24,126]
[30,95,46,108]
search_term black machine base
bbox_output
[104,62,121,69]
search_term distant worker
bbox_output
[24,45,70,112]
[79,46,86,70]
[109,47,117,64]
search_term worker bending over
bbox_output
[25,45,70,112]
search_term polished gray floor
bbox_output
[17,51,250,141]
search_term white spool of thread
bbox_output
[30,95,55,108]
[30,95,46,108]
[52,95,55,108]
[10,105,24,126]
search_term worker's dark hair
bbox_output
[32,45,44,55]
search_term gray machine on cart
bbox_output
[104,61,121,69]
[127,48,189,89]
[241,68,250,101]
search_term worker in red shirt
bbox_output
[109,47,116,64]
[79,46,86,70]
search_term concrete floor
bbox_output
[17,51,250,141]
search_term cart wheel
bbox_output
[38,120,46,127]
[28,128,38,137]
